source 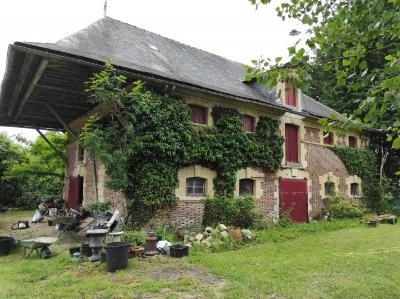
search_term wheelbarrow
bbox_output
[17,236,58,259]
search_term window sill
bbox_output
[282,163,304,170]
[180,196,205,202]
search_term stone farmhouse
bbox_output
[0,18,367,227]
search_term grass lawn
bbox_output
[1,211,400,298]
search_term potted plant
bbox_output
[155,225,167,241]
[122,230,145,258]
[86,202,112,220]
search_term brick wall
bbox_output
[65,139,357,227]
[256,172,277,219]
[152,200,204,228]
[305,143,350,212]
[64,142,126,213]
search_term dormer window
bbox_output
[241,115,255,132]
[189,105,207,125]
[285,82,296,107]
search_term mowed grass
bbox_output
[1,210,400,298]
[189,223,400,298]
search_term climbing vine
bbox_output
[79,62,283,225]
[331,147,382,211]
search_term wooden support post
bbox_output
[35,129,67,163]
[44,103,78,140]
[15,58,49,118]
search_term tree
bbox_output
[0,133,24,207]
[246,0,400,145]
[3,132,67,208]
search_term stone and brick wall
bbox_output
[305,143,350,212]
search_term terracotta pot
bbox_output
[134,247,144,257]
[229,227,243,241]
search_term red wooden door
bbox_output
[285,124,299,163]
[279,178,308,223]
[67,176,79,209]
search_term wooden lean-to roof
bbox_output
[0,17,340,130]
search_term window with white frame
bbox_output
[239,179,254,196]
[186,177,206,196]
[324,182,335,196]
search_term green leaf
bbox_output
[342,59,351,66]
[384,55,394,61]
[395,171,400,176]
[392,136,400,149]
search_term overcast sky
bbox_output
[0,0,302,141]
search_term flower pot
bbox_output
[0,236,15,256]
[169,244,189,258]
[105,241,130,272]
[134,247,144,257]
[69,246,81,257]
[100,252,106,263]
[81,243,93,257]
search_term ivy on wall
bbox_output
[331,147,381,211]
[79,62,284,225]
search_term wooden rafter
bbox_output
[44,103,78,140]
[36,84,85,96]
[35,128,67,163]
[15,58,49,118]
[7,53,35,116]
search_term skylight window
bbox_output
[148,44,159,51]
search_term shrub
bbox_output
[202,196,259,228]
[86,201,112,214]
[325,194,364,219]
[122,230,145,247]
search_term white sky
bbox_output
[0,0,302,141]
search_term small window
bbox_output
[186,177,205,196]
[285,124,299,163]
[189,105,207,125]
[239,179,254,196]
[324,182,335,196]
[285,82,296,107]
[323,131,333,145]
[77,145,84,162]
[348,136,357,148]
[241,115,255,132]
[351,183,359,196]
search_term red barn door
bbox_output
[279,178,308,223]
[67,176,83,209]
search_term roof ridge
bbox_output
[105,17,248,67]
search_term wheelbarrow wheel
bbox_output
[38,247,52,259]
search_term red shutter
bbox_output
[67,176,79,209]
[323,132,333,145]
[285,83,296,106]
[241,115,254,132]
[349,136,357,147]
[285,124,298,163]
[189,105,206,124]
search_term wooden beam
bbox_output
[8,53,35,116]
[44,103,78,140]
[35,129,67,163]
[15,58,49,118]
[29,100,90,111]
[36,84,85,96]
